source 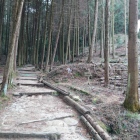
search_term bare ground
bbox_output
[0,46,140,140]
[0,66,91,140]
[44,47,140,140]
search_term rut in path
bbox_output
[0,65,90,140]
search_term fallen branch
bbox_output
[18,114,74,125]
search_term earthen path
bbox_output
[0,65,91,140]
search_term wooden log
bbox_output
[42,80,69,96]
[17,77,37,80]
[19,74,37,77]
[80,116,103,140]
[63,96,90,115]
[84,114,112,140]
[18,69,34,71]
[17,83,44,87]
[0,132,60,140]
[13,91,56,96]
[17,78,38,80]
[18,71,40,74]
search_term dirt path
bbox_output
[44,63,140,140]
[0,65,91,140]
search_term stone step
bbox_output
[0,131,60,139]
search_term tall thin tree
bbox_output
[87,0,98,63]
[0,0,24,95]
[45,0,54,71]
[123,0,140,112]
[50,0,65,71]
[104,0,110,86]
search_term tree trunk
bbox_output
[88,0,91,47]
[45,0,54,71]
[1,0,24,95]
[123,0,140,112]
[0,0,5,56]
[87,0,98,63]
[124,0,127,56]
[62,21,65,64]
[50,0,64,71]
[104,0,110,87]
[41,0,49,70]
[100,0,104,58]
[112,0,115,58]
[65,0,72,64]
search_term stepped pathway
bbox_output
[0,65,91,140]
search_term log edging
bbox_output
[84,114,112,140]
[42,80,70,96]
[63,96,90,115]
[80,116,103,140]
[42,80,112,140]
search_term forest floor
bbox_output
[0,46,140,140]
[44,46,140,140]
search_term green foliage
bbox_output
[138,31,140,39]
[69,86,89,95]
[92,98,98,104]
[92,97,102,104]
[116,35,124,46]
[114,34,127,47]
[0,95,10,101]
[138,0,140,18]
[52,92,59,96]
[114,0,128,34]
[74,72,82,77]
[125,111,140,120]
[97,121,110,132]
